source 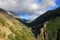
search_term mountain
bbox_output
[0,8,34,40]
[45,7,60,40]
[28,7,60,40]
[7,11,31,23]
[14,7,60,40]
[7,11,19,18]
[20,19,33,23]
[7,11,17,16]
[0,7,60,40]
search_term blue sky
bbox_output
[0,0,60,20]
[19,0,60,20]
[56,0,60,6]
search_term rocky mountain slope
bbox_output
[0,8,34,40]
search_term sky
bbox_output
[0,0,60,20]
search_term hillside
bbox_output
[46,15,60,40]
[0,8,34,40]
[45,7,60,40]
[31,7,60,40]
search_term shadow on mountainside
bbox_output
[57,28,60,40]
[16,7,60,39]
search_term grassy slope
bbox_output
[0,12,34,40]
[46,16,60,40]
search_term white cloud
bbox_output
[0,0,57,15]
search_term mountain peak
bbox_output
[0,8,7,13]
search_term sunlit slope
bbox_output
[0,11,34,40]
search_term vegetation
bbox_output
[46,17,60,40]
[0,11,34,40]
[0,7,60,40]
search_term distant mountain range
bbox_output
[7,10,32,23]
[20,19,32,23]
[7,11,17,16]
[7,11,20,18]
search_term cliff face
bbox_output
[0,8,34,40]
